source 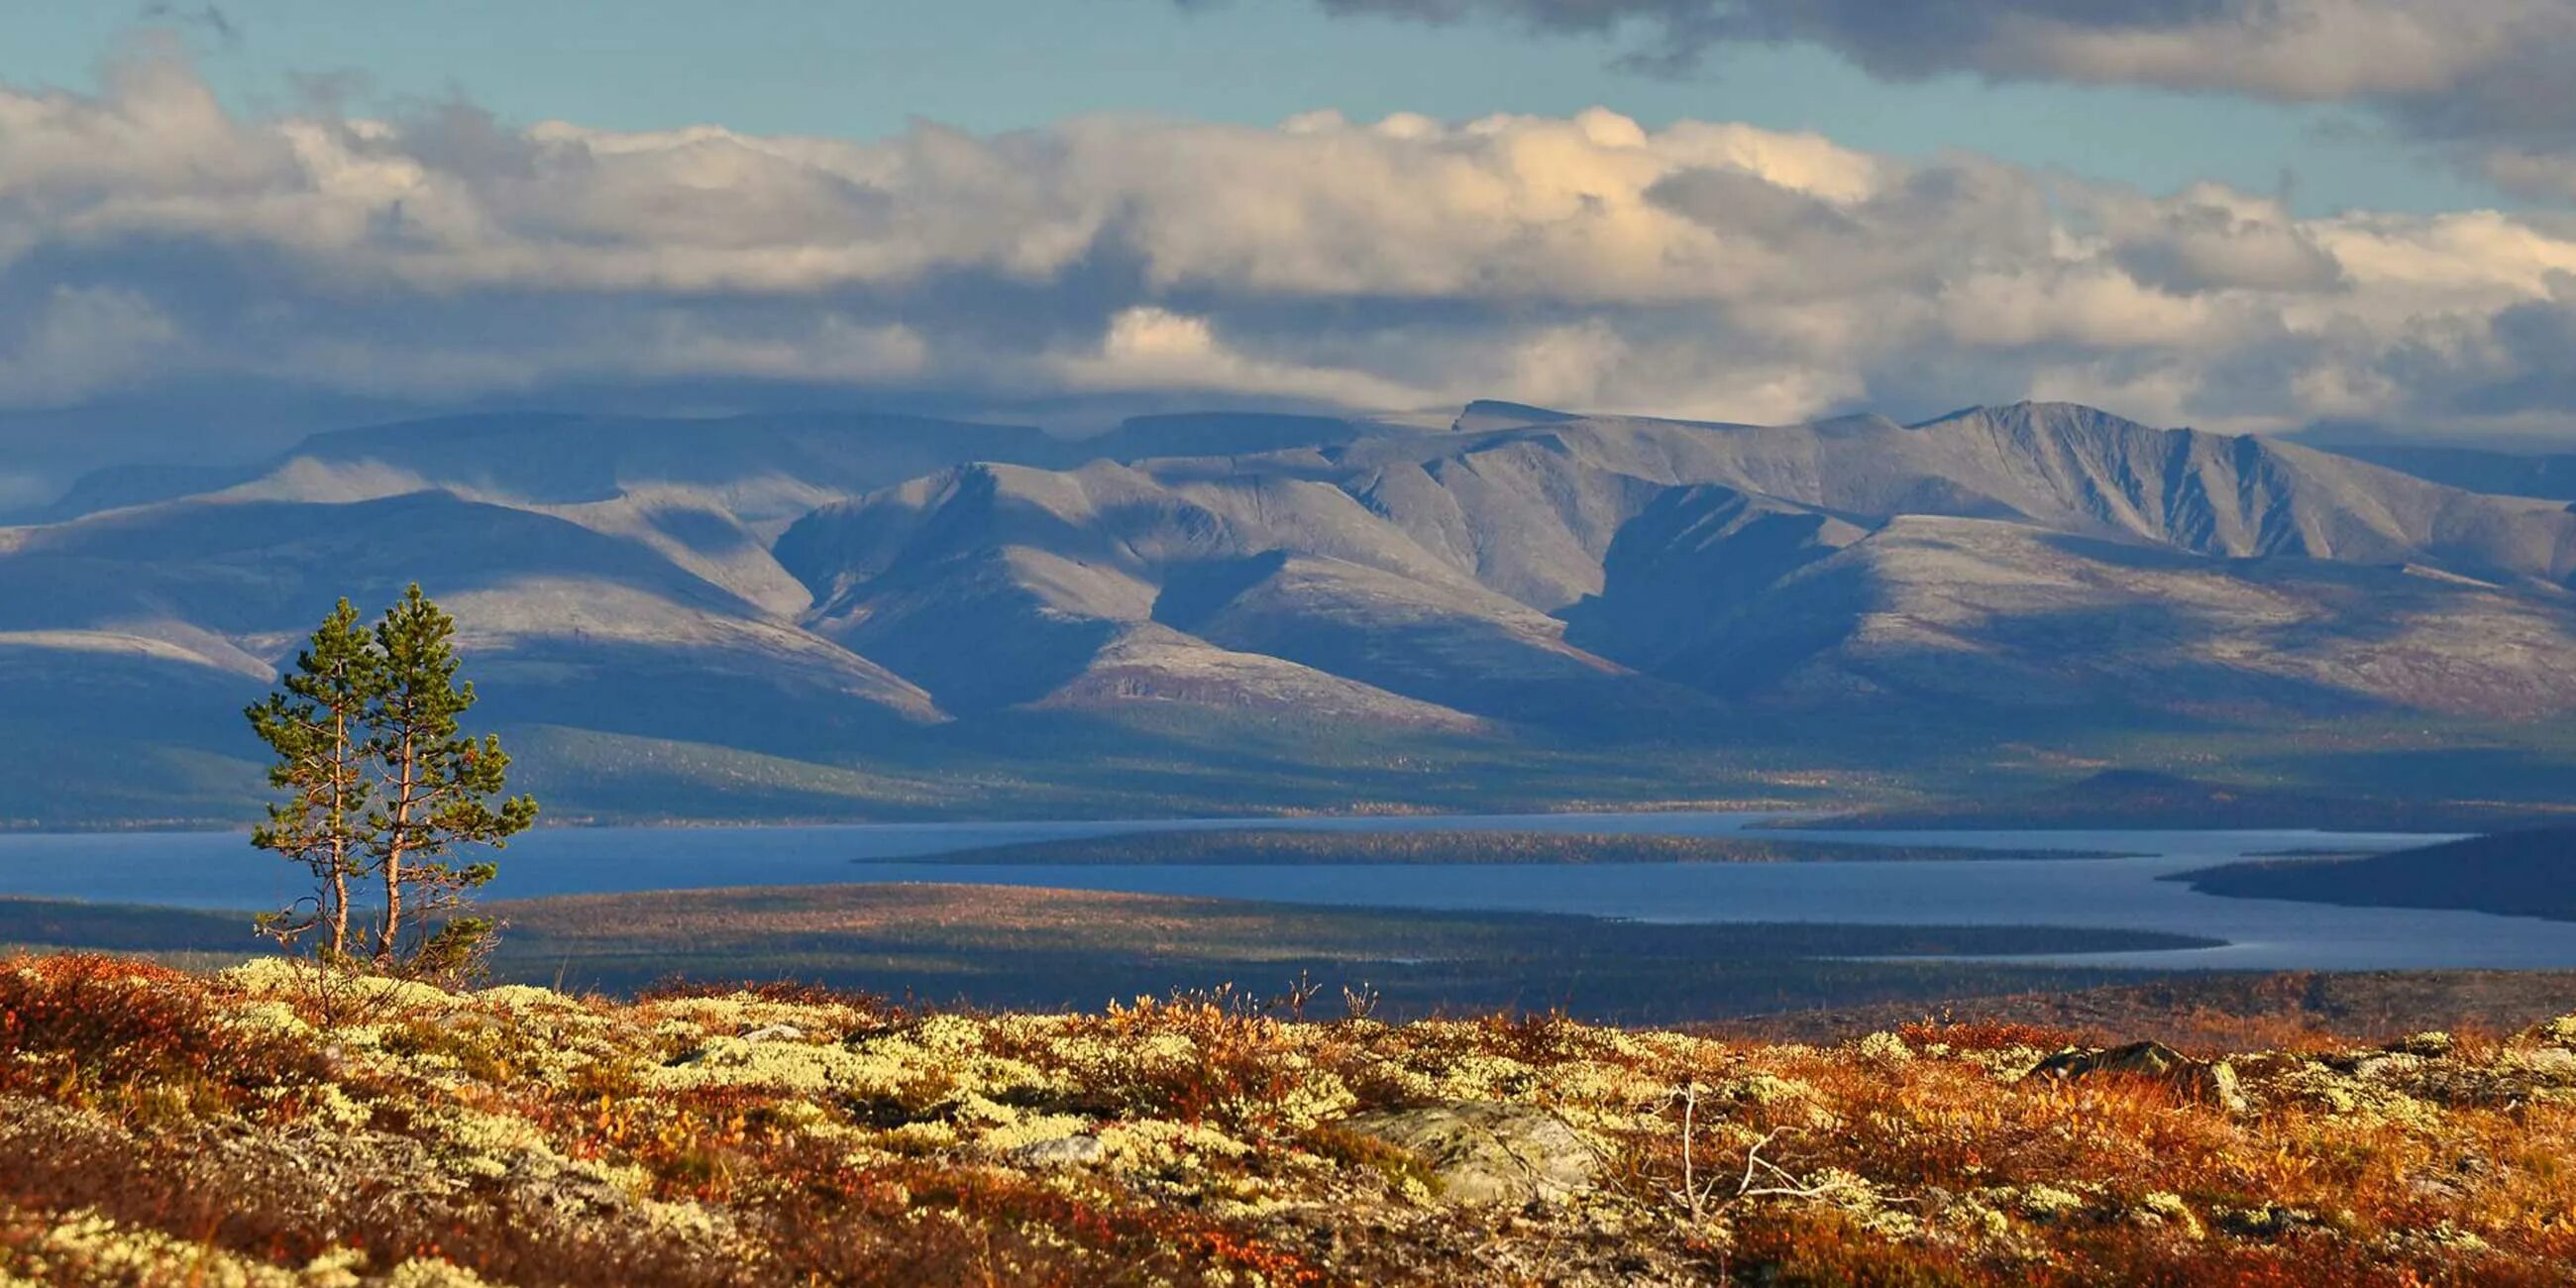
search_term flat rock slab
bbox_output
[1345,1103,1599,1206]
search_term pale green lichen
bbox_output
[379,1260,499,1288]
[472,984,583,1013]
[2015,1183,2089,1221]
[1852,1031,1915,1065]
[2274,1061,2446,1131]
[1724,1072,1818,1107]
[2136,1190,2204,1239]
[228,1000,315,1038]
[0,1208,381,1288]
[1097,1119,1255,1174]
[218,958,460,1015]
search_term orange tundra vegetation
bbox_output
[5,952,2576,1285]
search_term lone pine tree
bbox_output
[245,598,381,960]
[364,585,538,969]
[246,586,537,974]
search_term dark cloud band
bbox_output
[1282,0,2576,194]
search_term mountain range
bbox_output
[9,398,2576,824]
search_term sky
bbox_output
[1,1,2499,214]
[6,0,2576,506]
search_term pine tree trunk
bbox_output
[380,730,415,960]
[329,866,350,959]
[328,707,351,960]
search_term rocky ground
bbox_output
[6,952,2576,1285]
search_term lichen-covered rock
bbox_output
[2532,1014,2576,1049]
[2396,1031,2457,1057]
[2023,1040,2248,1113]
[1343,1103,1599,1206]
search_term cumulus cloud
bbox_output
[1051,306,1431,406]
[8,45,2576,493]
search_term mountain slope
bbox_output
[15,396,2576,823]
[0,489,943,771]
[773,401,2576,728]
[1648,514,2576,716]
[1508,402,2576,584]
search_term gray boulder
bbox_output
[1343,1103,1599,1206]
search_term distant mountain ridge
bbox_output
[10,397,2576,823]
[771,399,2576,725]
[35,408,1399,525]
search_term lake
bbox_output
[4,814,2571,972]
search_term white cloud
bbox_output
[1054,307,1430,407]
[6,48,2576,455]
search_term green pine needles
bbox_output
[247,586,538,976]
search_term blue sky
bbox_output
[0,1,2502,215]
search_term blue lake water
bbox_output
[3,814,2570,972]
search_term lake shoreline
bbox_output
[5,816,2567,974]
